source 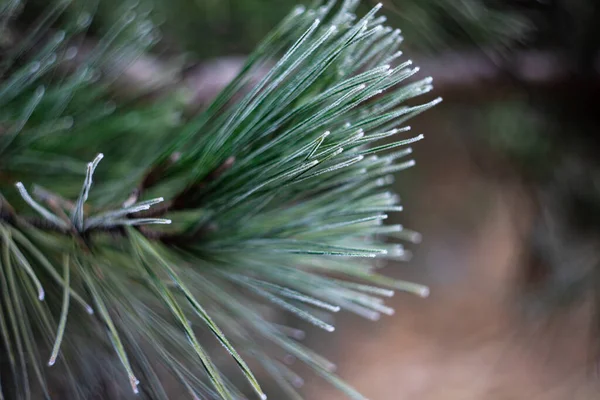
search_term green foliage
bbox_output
[0,0,436,398]
[152,0,529,57]
[384,0,530,51]
[63,0,530,58]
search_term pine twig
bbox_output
[133,156,236,218]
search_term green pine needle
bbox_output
[0,1,438,399]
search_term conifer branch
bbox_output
[0,1,437,399]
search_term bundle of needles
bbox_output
[0,0,439,399]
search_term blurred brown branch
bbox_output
[413,50,600,98]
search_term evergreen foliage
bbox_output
[384,0,529,51]
[0,1,437,398]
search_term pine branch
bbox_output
[0,1,437,399]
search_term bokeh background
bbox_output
[38,0,598,398]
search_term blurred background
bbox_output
[149,0,600,399]
[18,0,600,398]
